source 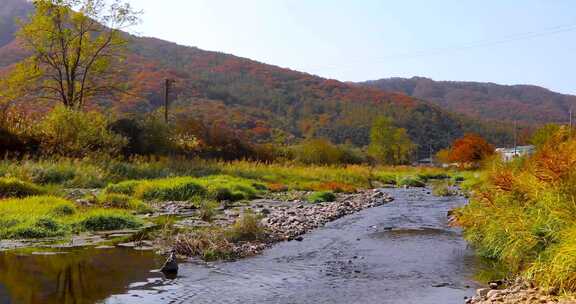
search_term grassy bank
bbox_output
[456,132,576,291]
[0,157,457,192]
[0,157,461,241]
[0,196,142,239]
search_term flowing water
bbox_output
[0,188,485,304]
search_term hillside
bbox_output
[360,77,575,125]
[0,0,513,158]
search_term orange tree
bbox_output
[448,133,495,167]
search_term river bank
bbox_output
[0,187,481,304]
[166,189,394,259]
[468,279,576,304]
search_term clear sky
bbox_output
[127,0,576,94]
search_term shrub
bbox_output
[398,177,426,188]
[97,193,150,213]
[0,178,45,198]
[30,165,76,185]
[39,105,127,157]
[431,180,457,197]
[198,200,218,222]
[376,174,397,185]
[134,178,206,201]
[173,228,235,261]
[453,176,465,182]
[418,173,450,182]
[456,134,576,291]
[291,138,344,165]
[104,180,142,195]
[11,217,67,239]
[198,175,264,201]
[226,211,266,242]
[308,191,336,203]
[78,211,142,231]
[51,204,76,216]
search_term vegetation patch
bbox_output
[195,175,265,201]
[226,211,266,242]
[431,180,457,197]
[456,128,576,291]
[78,210,143,232]
[105,174,264,203]
[173,228,235,261]
[308,191,337,203]
[133,177,206,201]
[0,178,46,198]
[96,193,151,213]
[312,181,357,193]
[0,196,143,239]
[398,176,426,188]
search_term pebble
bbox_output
[468,280,576,304]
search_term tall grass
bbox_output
[1,156,455,191]
[456,131,576,291]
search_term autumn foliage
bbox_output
[446,133,495,166]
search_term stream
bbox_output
[0,188,485,304]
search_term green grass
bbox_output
[397,176,426,187]
[96,193,151,213]
[0,178,46,198]
[431,180,457,197]
[308,191,337,203]
[1,157,458,192]
[105,175,265,202]
[78,210,143,231]
[226,211,266,242]
[0,196,143,239]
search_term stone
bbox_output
[161,252,178,274]
[31,251,68,256]
[116,242,136,248]
[476,288,490,298]
[487,289,501,299]
[432,283,450,288]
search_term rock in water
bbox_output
[161,252,178,274]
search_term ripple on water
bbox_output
[0,189,486,304]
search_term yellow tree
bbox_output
[367,116,415,165]
[3,0,140,110]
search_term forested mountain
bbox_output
[0,0,514,158]
[360,77,575,126]
[0,0,31,47]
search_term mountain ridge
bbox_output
[0,0,515,157]
[360,76,575,125]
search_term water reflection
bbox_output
[0,248,163,304]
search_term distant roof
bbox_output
[496,145,535,153]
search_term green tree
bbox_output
[3,0,140,109]
[368,116,415,165]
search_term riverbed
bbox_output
[0,188,483,304]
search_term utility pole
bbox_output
[429,143,433,165]
[164,78,175,123]
[570,107,573,138]
[513,120,518,157]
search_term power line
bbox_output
[307,23,576,72]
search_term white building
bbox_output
[495,145,535,162]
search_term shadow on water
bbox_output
[0,188,503,304]
[0,248,164,304]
